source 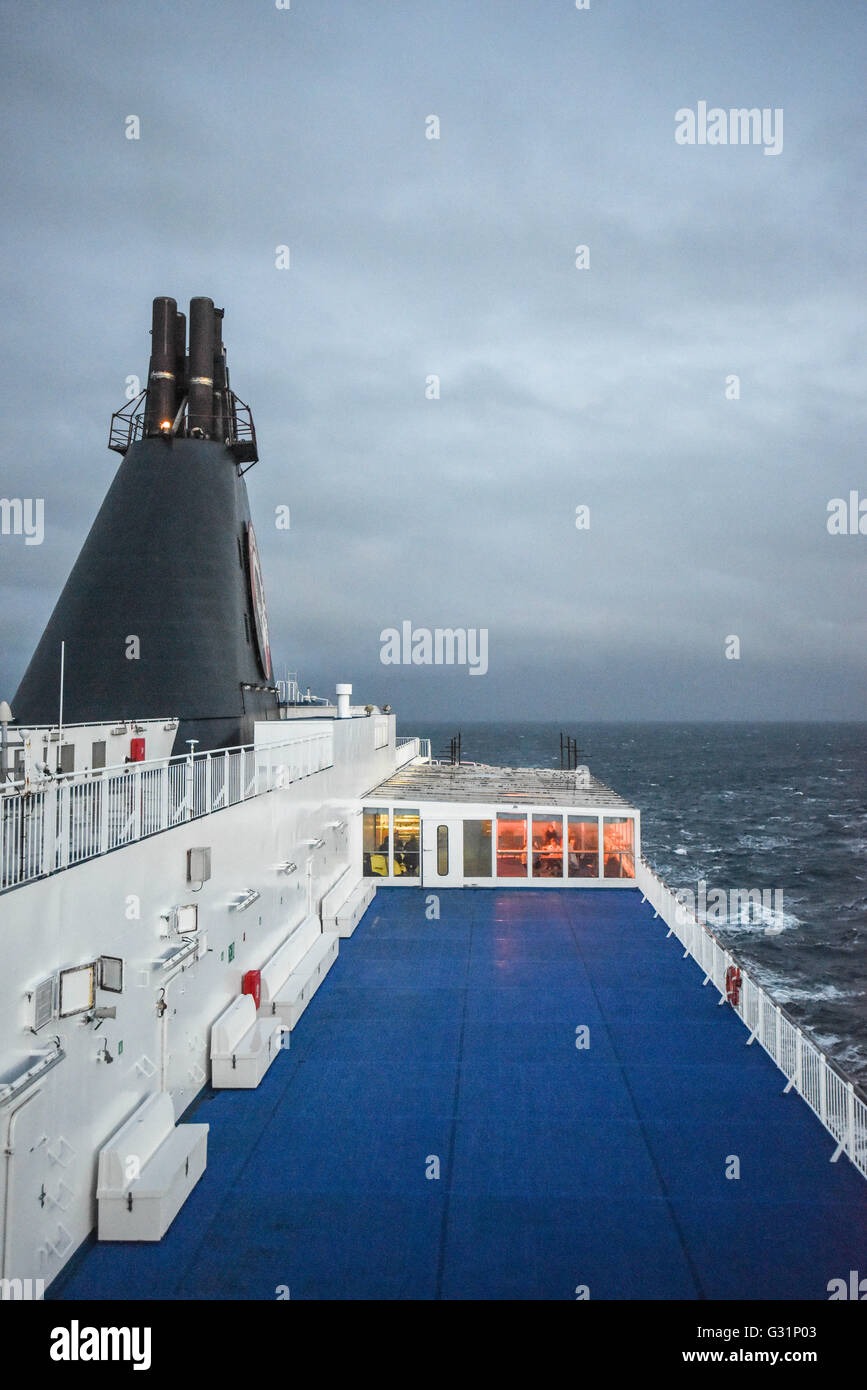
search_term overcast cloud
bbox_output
[0,0,863,722]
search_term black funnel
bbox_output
[13,298,279,752]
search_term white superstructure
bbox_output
[0,702,411,1290]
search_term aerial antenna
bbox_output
[58,640,65,768]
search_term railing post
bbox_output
[57,780,70,869]
[160,763,169,830]
[819,1057,828,1127]
[43,784,57,874]
[796,1029,803,1095]
[132,767,142,840]
[846,1083,855,1164]
[205,751,212,812]
[184,752,193,821]
[99,774,110,854]
[775,1006,781,1065]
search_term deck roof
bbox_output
[369,761,635,809]
[53,888,867,1301]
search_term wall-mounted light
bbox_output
[175,903,199,933]
[302,838,325,849]
[276,862,298,876]
[155,939,199,972]
[229,889,261,913]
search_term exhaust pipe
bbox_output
[188,296,215,437]
[174,310,187,412]
[212,306,227,444]
[145,297,178,434]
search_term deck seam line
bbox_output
[434,907,474,1299]
[567,900,708,1301]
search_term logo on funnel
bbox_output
[246,522,272,681]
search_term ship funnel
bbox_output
[13,295,278,752]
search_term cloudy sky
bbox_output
[0,0,863,722]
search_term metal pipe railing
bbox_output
[635,857,867,1180]
[0,732,334,893]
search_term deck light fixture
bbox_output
[229,889,261,913]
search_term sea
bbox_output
[403,721,867,1087]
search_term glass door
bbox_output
[422,818,463,887]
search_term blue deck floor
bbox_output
[54,888,867,1300]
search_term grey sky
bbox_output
[0,0,864,721]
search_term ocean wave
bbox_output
[716,899,802,934]
[763,982,862,1005]
[736,834,792,851]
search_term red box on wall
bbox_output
[242,970,261,1009]
[129,737,146,762]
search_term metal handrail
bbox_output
[635,857,867,1180]
[394,736,431,765]
[0,733,334,893]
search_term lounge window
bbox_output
[363,808,390,877]
[436,825,449,876]
[567,817,599,878]
[392,809,420,877]
[463,819,492,877]
[603,817,635,879]
[532,816,563,877]
[496,814,527,877]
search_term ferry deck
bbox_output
[52,886,867,1301]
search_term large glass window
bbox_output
[603,817,635,878]
[463,819,492,877]
[496,814,527,877]
[392,809,420,877]
[532,816,563,877]
[567,817,599,878]
[363,808,390,877]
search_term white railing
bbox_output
[635,857,867,1180]
[394,736,431,768]
[0,731,333,893]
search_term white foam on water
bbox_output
[736,834,792,851]
[719,898,802,934]
[765,982,862,1005]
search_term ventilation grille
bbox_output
[33,978,56,1031]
